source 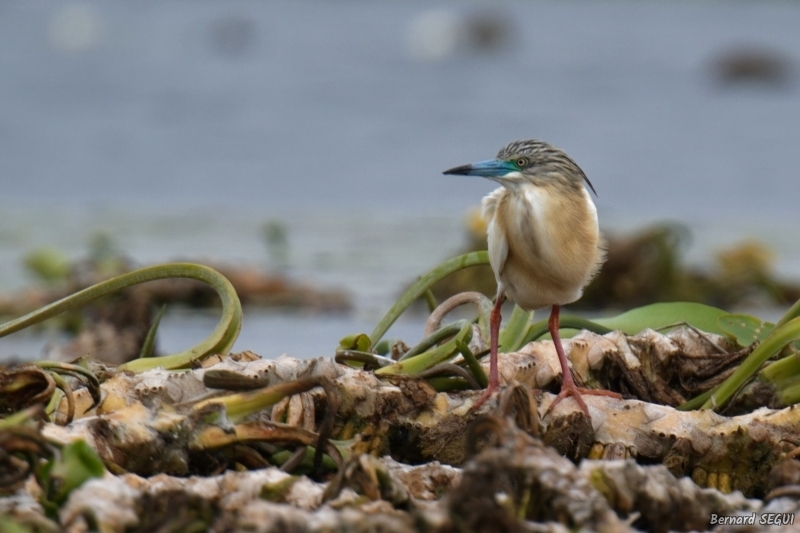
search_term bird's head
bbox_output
[443,139,597,196]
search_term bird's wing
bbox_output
[482,188,509,278]
[486,217,509,279]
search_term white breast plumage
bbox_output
[482,183,601,310]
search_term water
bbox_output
[1,1,799,361]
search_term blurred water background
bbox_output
[1,0,799,361]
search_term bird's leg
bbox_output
[470,291,506,412]
[545,305,621,421]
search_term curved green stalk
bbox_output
[0,263,242,373]
[194,377,319,423]
[400,321,466,361]
[677,387,716,411]
[776,299,800,328]
[498,305,533,353]
[0,406,40,430]
[422,289,438,313]
[456,340,488,388]
[700,316,800,410]
[375,320,472,377]
[334,350,393,370]
[34,361,100,390]
[755,351,800,406]
[522,315,613,344]
[369,251,489,346]
[760,353,800,387]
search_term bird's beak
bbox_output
[442,159,517,178]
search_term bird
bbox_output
[443,139,621,418]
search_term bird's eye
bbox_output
[516,157,528,168]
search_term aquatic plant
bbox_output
[1,255,800,530]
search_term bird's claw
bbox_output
[544,385,621,422]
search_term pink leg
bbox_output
[470,292,506,411]
[545,305,621,421]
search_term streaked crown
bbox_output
[497,139,597,196]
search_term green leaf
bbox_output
[717,314,774,347]
[40,440,105,514]
[592,302,730,336]
[524,315,613,343]
[338,333,372,352]
[23,248,71,284]
[519,303,729,345]
[138,304,167,358]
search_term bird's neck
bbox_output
[498,173,582,196]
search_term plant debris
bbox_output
[3,258,800,531]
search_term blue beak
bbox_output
[442,159,517,178]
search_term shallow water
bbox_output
[1,1,799,360]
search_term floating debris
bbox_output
[407,8,514,62]
[711,45,795,88]
[2,258,800,531]
[3,350,798,531]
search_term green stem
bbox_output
[778,378,800,406]
[498,305,533,353]
[334,350,393,369]
[34,361,100,390]
[759,353,800,386]
[701,316,800,410]
[375,320,472,376]
[456,340,488,388]
[677,387,717,411]
[193,377,321,423]
[0,406,39,430]
[423,289,438,313]
[776,299,800,328]
[400,321,467,361]
[0,263,242,373]
[758,353,800,405]
[48,372,74,424]
[521,315,613,344]
[369,251,489,346]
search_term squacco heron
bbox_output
[444,139,621,417]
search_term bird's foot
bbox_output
[544,385,621,422]
[469,383,499,413]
